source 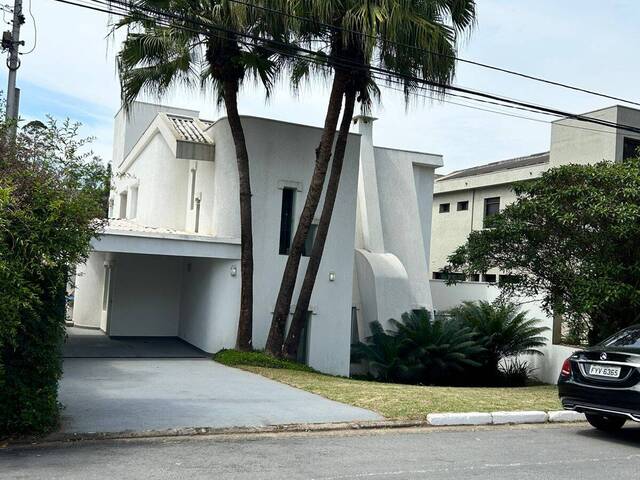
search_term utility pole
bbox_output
[2,0,24,138]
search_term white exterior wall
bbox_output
[72,251,106,329]
[107,253,184,336]
[113,132,189,231]
[179,257,241,353]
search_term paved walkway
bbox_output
[60,329,382,433]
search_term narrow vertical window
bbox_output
[190,168,197,210]
[303,223,317,257]
[129,186,138,219]
[350,307,360,346]
[102,265,111,311]
[119,192,128,219]
[194,197,201,233]
[279,188,295,255]
[483,197,500,227]
[296,312,312,364]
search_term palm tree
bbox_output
[450,300,549,377]
[114,0,287,350]
[273,0,477,359]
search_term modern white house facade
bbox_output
[72,102,442,376]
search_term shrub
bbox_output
[352,310,485,385]
[498,358,535,387]
[0,116,108,436]
[450,300,548,384]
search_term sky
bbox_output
[2,0,640,173]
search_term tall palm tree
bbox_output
[271,0,477,359]
[115,0,287,351]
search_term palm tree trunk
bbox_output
[264,71,348,356]
[282,89,357,360]
[222,80,254,351]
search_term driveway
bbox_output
[60,328,382,433]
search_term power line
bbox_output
[55,0,640,136]
[221,0,640,108]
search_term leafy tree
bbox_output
[450,300,548,382]
[271,0,477,358]
[114,0,291,351]
[352,310,484,385]
[447,161,640,344]
[0,115,108,435]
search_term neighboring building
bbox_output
[72,102,442,376]
[430,105,640,280]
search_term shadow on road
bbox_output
[574,423,640,447]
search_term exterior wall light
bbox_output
[230,265,237,277]
[329,271,336,282]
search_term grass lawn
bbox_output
[214,350,561,420]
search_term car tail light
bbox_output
[560,357,572,377]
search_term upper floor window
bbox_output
[457,201,469,211]
[439,203,450,213]
[279,187,295,255]
[119,191,128,219]
[190,168,197,210]
[623,137,640,161]
[483,197,500,227]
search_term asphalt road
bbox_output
[3,423,640,480]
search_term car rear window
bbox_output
[603,326,640,347]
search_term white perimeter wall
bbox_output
[431,280,576,384]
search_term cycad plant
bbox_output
[114,0,291,350]
[450,300,549,381]
[352,309,484,385]
[273,0,477,359]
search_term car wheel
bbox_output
[585,413,626,431]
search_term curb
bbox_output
[7,411,586,447]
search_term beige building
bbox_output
[430,105,640,281]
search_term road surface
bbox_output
[3,423,640,479]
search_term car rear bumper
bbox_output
[559,381,640,422]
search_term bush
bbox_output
[213,349,316,372]
[450,300,549,385]
[352,310,485,385]
[498,358,535,387]
[0,116,108,436]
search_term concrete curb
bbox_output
[7,411,586,446]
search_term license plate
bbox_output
[588,365,621,378]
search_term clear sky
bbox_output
[2,0,640,172]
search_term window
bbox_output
[129,186,138,219]
[499,274,519,285]
[350,307,360,346]
[194,197,201,233]
[432,271,466,281]
[467,273,480,282]
[190,168,197,210]
[108,198,114,218]
[483,197,500,227]
[102,265,111,311]
[603,326,640,348]
[296,312,312,364]
[118,192,128,219]
[457,201,469,211]
[482,273,497,283]
[439,203,450,213]
[279,188,295,255]
[623,137,640,161]
[303,223,318,257]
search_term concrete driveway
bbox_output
[60,328,382,433]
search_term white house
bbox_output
[427,105,640,383]
[72,102,442,376]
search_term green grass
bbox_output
[215,350,562,420]
[213,349,316,372]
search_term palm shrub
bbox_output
[450,300,549,384]
[352,310,484,385]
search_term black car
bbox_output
[558,325,640,431]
